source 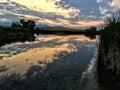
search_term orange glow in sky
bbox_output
[0,0,107,28]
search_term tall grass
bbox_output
[98,11,120,76]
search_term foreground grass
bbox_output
[98,12,120,76]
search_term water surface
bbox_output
[0,35,119,90]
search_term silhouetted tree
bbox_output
[84,26,97,39]
[87,26,97,32]
[11,19,36,30]
[11,22,21,27]
[20,19,36,30]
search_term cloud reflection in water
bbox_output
[0,43,77,77]
[0,35,97,90]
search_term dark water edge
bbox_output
[0,35,35,47]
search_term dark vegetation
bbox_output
[34,26,98,39]
[11,19,36,30]
[0,19,36,46]
[98,11,120,77]
[0,26,35,46]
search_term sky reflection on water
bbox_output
[0,35,98,90]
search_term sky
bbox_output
[0,0,120,28]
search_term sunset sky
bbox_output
[0,0,120,28]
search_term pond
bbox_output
[0,35,119,90]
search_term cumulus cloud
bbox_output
[111,0,120,9]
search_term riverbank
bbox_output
[0,26,35,46]
[98,12,120,77]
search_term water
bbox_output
[0,35,119,90]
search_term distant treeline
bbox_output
[34,26,98,39]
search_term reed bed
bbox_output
[98,11,120,76]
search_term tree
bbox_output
[88,26,97,31]
[11,19,36,30]
[84,26,97,39]
[11,21,21,27]
[20,19,36,30]
[85,26,97,34]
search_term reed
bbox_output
[98,11,120,76]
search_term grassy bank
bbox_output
[0,26,34,46]
[98,12,120,76]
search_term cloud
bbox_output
[111,0,120,9]
[96,0,102,3]
[0,0,113,28]
[14,0,80,18]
